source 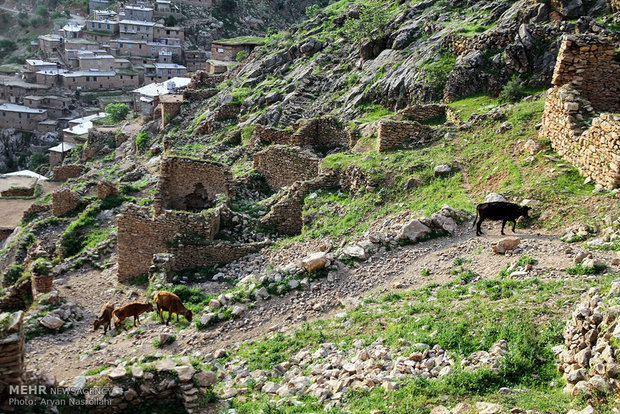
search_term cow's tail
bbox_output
[472,208,479,228]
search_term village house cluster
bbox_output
[0,0,262,170]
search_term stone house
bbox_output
[154,26,184,43]
[23,60,57,81]
[119,20,160,42]
[185,50,208,72]
[122,4,154,21]
[37,35,63,55]
[132,76,190,117]
[35,69,66,88]
[61,22,84,39]
[153,63,187,81]
[154,0,173,17]
[61,70,140,91]
[0,78,50,103]
[22,95,70,118]
[63,113,106,143]
[210,38,262,62]
[0,104,48,131]
[48,142,76,168]
[85,18,119,36]
[78,54,115,71]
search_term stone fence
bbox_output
[52,189,84,217]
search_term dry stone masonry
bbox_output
[51,165,84,181]
[555,283,620,398]
[376,119,436,152]
[0,311,25,397]
[253,145,320,191]
[540,34,620,189]
[52,189,84,217]
[155,157,233,212]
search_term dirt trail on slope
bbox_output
[25,222,619,383]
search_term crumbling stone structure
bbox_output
[253,145,320,191]
[291,116,349,150]
[261,172,339,235]
[250,124,295,149]
[550,34,619,113]
[52,165,84,181]
[182,88,217,102]
[0,311,25,396]
[393,104,446,122]
[0,227,13,244]
[540,34,620,189]
[52,189,84,217]
[117,204,221,281]
[155,157,233,212]
[376,119,436,152]
[97,181,119,200]
[194,104,242,135]
[159,95,184,129]
[0,187,35,198]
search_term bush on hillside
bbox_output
[499,77,525,103]
[105,103,130,123]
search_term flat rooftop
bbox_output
[0,103,47,114]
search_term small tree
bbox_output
[36,5,49,19]
[235,49,249,63]
[499,77,525,103]
[105,103,130,123]
[343,0,390,46]
[305,4,321,19]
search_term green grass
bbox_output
[447,93,499,121]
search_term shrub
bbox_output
[343,0,390,45]
[153,335,176,348]
[36,5,49,19]
[3,265,25,286]
[306,4,321,19]
[31,258,52,276]
[29,152,49,174]
[135,130,149,152]
[105,103,130,123]
[499,77,525,103]
[235,49,249,63]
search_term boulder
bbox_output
[492,237,520,254]
[301,252,328,272]
[485,193,506,203]
[200,313,216,326]
[430,213,457,234]
[40,314,64,330]
[343,245,368,260]
[396,220,431,242]
[551,0,584,18]
[108,366,127,380]
[194,370,217,387]
[433,164,452,177]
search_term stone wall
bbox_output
[116,204,221,281]
[52,165,84,181]
[393,104,446,122]
[182,88,217,102]
[0,311,25,396]
[52,189,84,217]
[376,119,436,152]
[167,241,269,275]
[250,124,295,149]
[0,187,35,198]
[291,116,350,150]
[0,279,31,311]
[551,34,620,113]
[539,34,620,190]
[261,172,339,235]
[97,181,119,200]
[194,104,242,135]
[156,157,233,212]
[540,86,620,189]
[253,145,320,191]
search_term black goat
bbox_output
[473,202,531,236]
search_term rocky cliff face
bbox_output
[0,129,59,173]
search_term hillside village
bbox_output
[0,0,619,412]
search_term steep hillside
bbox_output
[0,0,619,412]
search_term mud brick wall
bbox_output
[0,311,25,395]
[250,124,294,149]
[253,145,320,191]
[376,119,435,152]
[52,165,84,181]
[168,241,269,274]
[52,189,84,217]
[261,172,339,235]
[116,204,220,281]
[97,181,119,200]
[291,117,350,150]
[394,104,446,122]
[156,157,233,212]
[551,34,620,113]
[540,85,620,189]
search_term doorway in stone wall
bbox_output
[184,182,213,211]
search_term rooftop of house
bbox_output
[48,142,76,153]
[78,54,115,60]
[119,19,163,27]
[39,34,63,41]
[154,63,186,69]
[132,77,191,97]
[62,23,84,32]
[26,60,57,67]
[68,112,106,125]
[62,70,117,77]
[0,77,50,89]
[0,103,47,114]
[36,69,68,75]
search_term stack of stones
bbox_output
[52,189,84,217]
[460,340,508,374]
[555,282,620,397]
[219,339,454,404]
[0,311,25,395]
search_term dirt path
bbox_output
[0,181,60,228]
[24,222,620,383]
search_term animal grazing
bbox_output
[153,291,193,326]
[473,201,531,236]
[112,302,153,330]
[93,303,115,334]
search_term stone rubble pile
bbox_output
[554,283,620,398]
[219,339,454,404]
[460,340,508,374]
[31,299,83,331]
